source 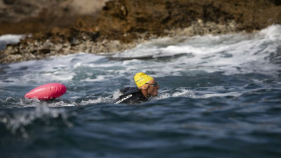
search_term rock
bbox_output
[0,0,281,64]
[97,0,281,40]
[0,0,109,34]
[39,49,51,54]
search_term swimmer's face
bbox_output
[146,79,159,96]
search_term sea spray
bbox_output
[0,103,72,137]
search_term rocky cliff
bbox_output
[1,0,281,63]
[0,0,108,34]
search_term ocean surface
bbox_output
[0,25,281,158]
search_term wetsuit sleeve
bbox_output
[114,92,148,104]
[114,87,147,104]
[120,87,131,94]
[114,94,134,104]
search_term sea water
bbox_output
[0,25,281,158]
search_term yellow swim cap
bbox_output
[134,72,154,88]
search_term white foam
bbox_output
[200,92,241,98]
[2,104,71,136]
[155,88,196,100]
[47,101,76,107]
[80,97,113,105]
[1,25,280,104]
[156,88,242,100]
[259,25,281,41]
[111,25,281,77]
[0,34,25,44]
[0,53,108,86]
[2,24,279,87]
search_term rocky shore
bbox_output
[1,0,281,64]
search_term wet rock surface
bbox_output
[0,0,108,34]
[0,0,281,64]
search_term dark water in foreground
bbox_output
[0,25,281,158]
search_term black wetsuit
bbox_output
[114,87,148,104]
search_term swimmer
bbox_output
[114,72,159,104]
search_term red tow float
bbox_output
[25,83,67,100]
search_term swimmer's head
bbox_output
[134,72,154,88]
